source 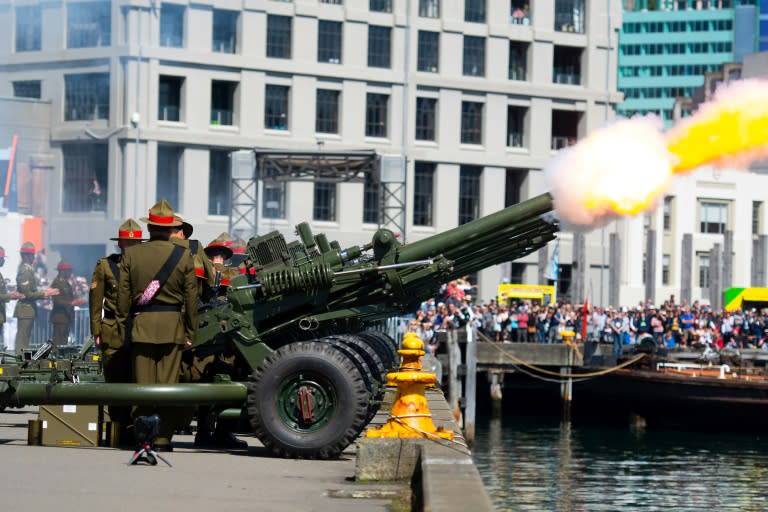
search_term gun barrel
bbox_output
[398,193,556,264]
[2,382,247,408]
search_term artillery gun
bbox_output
[0,193,557,458]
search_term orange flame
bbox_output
[546,79,768,229]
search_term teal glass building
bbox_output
[618,0,758,124]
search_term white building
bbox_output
[0,0,628,302]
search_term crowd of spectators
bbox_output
[411,279,768,356]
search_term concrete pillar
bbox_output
[681,234,692,305]
[723,230,733,290]
[538,246,548,284]
[753,235,768,286]
[645,229,656,303]
[609,232,621,308]
[710,243,722,310]
[572,232,586,303]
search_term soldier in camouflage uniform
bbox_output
[14,242,59,353]
[0,246,24,344]
[117,200,197,451]
[90,219,145,434]
[49,261,84,348]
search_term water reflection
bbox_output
[472,415,768,512]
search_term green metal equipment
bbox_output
[0,192,558,458]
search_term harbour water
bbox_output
[472,414,768,512]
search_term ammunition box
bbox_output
[39,405,100,447]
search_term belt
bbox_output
[131,303,182,314]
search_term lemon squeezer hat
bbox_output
[140,199,183,227]
[56,261,73,271]
[110,218,146,241]
[20,242,36,254]
[204,239,234,260]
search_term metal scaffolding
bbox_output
[228,148,406,241]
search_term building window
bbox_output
[367,26,391,68]
[13,80,41,99]
[209,150,230,215]
[320,0,343,3]
[67,2,111,48]
[417,31,439,72]
[370,0,392,12]
[555,0,585,33]
[663,196,673,231]
[62,144,108,212]
[262,181,286,219]
[267,15,292,58]
[464,0,486,23]
[65,73,110,121]
[160,3,185,47]
[509,42,527,80]
[265,85,289,130]
[212,9,238,53]
[157,146,181,209]
[313,183,336,221]
[461,101,483,145]
[463,36,485,77]
[507,106,525,147]
[363,178,380,224]
[365,93,389,138]
[419,0,440,18]
[459,165,482,225]
[318,20,342,64]
[413,162,435,226]
[316,89,340,134]
[662,254,670,286]
[16,6,41,52]
[211,80,237,126]
[415,97,437,141]
[700,201,727,234]
[753,201,762,235]
[553,46,582,85]
[158,76,183,122]
[698,253,710,288]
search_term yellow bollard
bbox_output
[365,332,453,440]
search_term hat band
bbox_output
[118,230,142,238]
[148,213,175,224]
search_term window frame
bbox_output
[267,14,292,59]
[415,97,437,141]
[264,84,290,131]
[313,182,337,221]
[317,20,343,64]
[460,101,484,145]
[417,31,439,73]
[15,5,42,52]
[462,35,486,77]
[316,89,341,134]
[413,162,435,226]
[64,72,110,122]
[367,25,392,68]
[365,93,389,138]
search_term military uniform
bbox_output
[0,246,11,342]
[49,263,76,347]
[91,219,145,434]
[116,200,197,447]
[14,243,46,353]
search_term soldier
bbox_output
[0,246,25,344]
[49,261,84,348]
[14,242,59,354]
[116,200,197,452]
[90,219,145,435]
[171,215,215,302]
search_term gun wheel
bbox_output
[247,341,369,459]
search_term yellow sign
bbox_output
[497,283,555,305]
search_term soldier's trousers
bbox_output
[15,318,34,353]
[51,322,71,347]
[131,342,183,445]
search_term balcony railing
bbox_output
[159,105,180,122]
[553,72,580,85]
[507,132,523,147]
[509,66,526,81]
[210,109,233,126]
[551,136,577,150]
[213,38,235,53]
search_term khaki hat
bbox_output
[232,237,247,255]
[204,239,234,260]
[174,215,194,239]
[110,218,146,241]
[20,241,36,254]
[140,199,182,227]
[216,232,234,247]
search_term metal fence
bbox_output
[29,308,91,348]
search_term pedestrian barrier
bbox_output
[30,308,91,348]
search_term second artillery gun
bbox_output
[0,193,558,459]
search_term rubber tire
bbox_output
[355,331,399,371]
[324,335,387,422]
[247,341,369,459]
